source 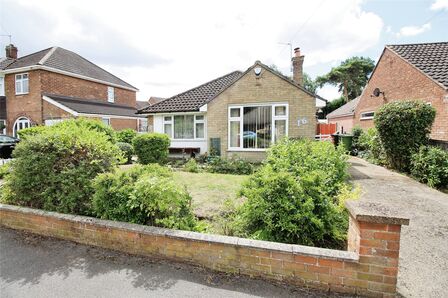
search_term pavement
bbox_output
[349,157,448,298]
[0,227,350,298]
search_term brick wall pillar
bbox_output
[346,201,409,297]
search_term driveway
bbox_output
[0,227,350,298]
[349,157,448,298]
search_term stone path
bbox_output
[349,157,448,298]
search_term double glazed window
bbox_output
[228,104,288,150]
[107,87,115,103]
[15,73,29,95]
[360,111,375,120]
[163,114,205,139]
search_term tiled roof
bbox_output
[0,57,16,70]
[44,94,144,118]
[326,97,360,119]
[139,71,243,113]
[4,47,137,90]
[387,42,448,89]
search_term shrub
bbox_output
[411,146,448,189]
[133,133,170,165]
[1,121,122,215]
[92,164,172,223]
[17,126,47,139]
[184,158,199,173]
[0,163,10,179]
[56,118,116,143]
[116,128,137,144]
[351,126,363,154]
[93,164,199,231]
[207,157,254,175]
[117,142,134,164]
[236,139,349,248]
[357,128,386,165]
[375,100,436,172]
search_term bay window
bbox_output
[163,114,205,139]
[228,104,288,150]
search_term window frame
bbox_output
[107,86,115,103]
[13,117,31,138]
[138,118,148,133]
[0,119,6,134]
[15,73,29,95]
[360,111,375,120]
[162,113,206,140]
[102,117,111,126]
[228,103,288,151]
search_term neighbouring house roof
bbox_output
[386,42,448,89]
[148,96,165,105]
[43,94,144,118]
[326,97,361,119]
[138,71,243,113]
[3,47,138,91]
[0,57,15,69]
[138,61,325,114]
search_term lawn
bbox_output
[172,171,248,219]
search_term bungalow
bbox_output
[138,48,319,161]
[354,42,448,143]
[326,97,360,134]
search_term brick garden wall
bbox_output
[0,202,409,297]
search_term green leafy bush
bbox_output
[117,142,134,164]
[92,164,199,231]
[133,133,170,165]
[116,128,137,144]
[57,118,116,143]
[184,158,200,173]
[1,121,122,215]
[0,163,10,179]
[411,146,448,189]
[207,157,254,175]
[357,128,386,165]
[375,100,436,172]
[235,139,349,248]
[17,126,47,139]
[351,126,363,154]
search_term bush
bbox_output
[133,133,170,165]
[92,164,199,231]
[351,126,363,154]
[207,157,254,175]
[0,163,10,179]
[17,126,47,139]
[1,120,122,215]
[357,128,386,165]
[116,128,137,144]
[184,158,200,173]
[57,118,116,143]
[411,146,448,189]
[375,100,436,172]
[117,142,134,164]
[236,139,349,248]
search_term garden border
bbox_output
[0,201,409,297]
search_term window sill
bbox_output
[15,92,29,96]
[227,148,267,152]
[360,117,374,121]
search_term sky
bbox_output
[0,0,447,101]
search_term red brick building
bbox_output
[354,42,448,142]
[0,44,147,137]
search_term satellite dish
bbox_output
[373,88,381,97]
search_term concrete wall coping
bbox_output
[345,200,410,225]
[0,203,358,262]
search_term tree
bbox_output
[316,57,375,102]
[321,97,345,116]
[303,73,318,94]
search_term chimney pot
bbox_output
[5,44,18,60]
[292,46,304,86]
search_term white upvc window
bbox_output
[138,118,148,133]
[360,111,375,120]
[162,114,205,140]
[15,73,29,95]
[0,76,4,96]
[102,117,111,126]
[228,103,288,151]
[107,86,114,103]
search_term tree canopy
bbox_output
[316,57,375,102]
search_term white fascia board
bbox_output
[77,113,142,120]
[199,104,207,112]
[4,65,139,92]
[42,95,79,116]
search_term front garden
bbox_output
[0,118,357,250]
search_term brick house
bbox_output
[354,42,448,142]
[0,44,147,137]
[326,97,360,134]
[138,48,318,161]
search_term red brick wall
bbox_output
[354,48,448,141]
[0,203,407,297]
[110,118,137,131]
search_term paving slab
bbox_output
[349,157,448,298]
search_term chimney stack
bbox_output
[5,44,18,60]
[292,47,304,86]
